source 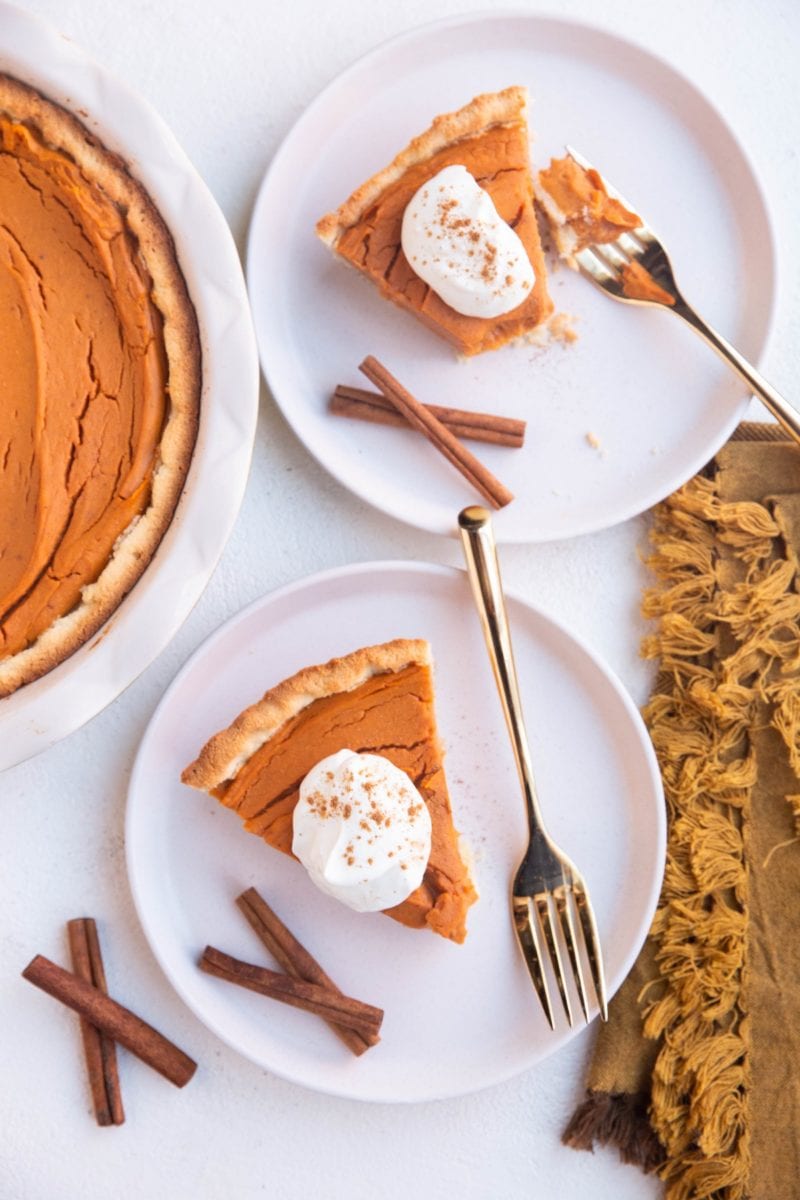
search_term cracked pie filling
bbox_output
[0,74,200,696]
[182,639,478,943]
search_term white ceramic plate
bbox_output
[247,13,776,543]
[0,3,259,769]
[126,561,665,1102]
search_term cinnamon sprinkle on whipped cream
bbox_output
[292,749,432,912]
[401,164,535,318]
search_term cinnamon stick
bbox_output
[67,919,124,1125]
[22,956,197,1088]
[331,384,526,448]
[199,946,383,1040]
[237,887,376,1055]
[358,356,514,509]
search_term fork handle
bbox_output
[458,506,543,834]
[675,301,800,441]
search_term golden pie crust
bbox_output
[0,73,201,696]
[183,638,478,943]
[316,87,553,355]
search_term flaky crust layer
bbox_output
[530,174,580,264]
[182,639,432,793]
[316,86,528,245]
[0,73,201,697]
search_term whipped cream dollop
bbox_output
[292,749,432,913]
[400,164,535,318]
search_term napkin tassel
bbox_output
[563,1090,665,1172]
[565,432,800,1199]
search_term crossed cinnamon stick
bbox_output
[349,356,515,509]
[331,383,526,448]
[23,893,382,1126]
[66,918,125,1125]
[234,887,378,1053]
[22,920,197,1127]
[199,946,382,1043]
[199,888,383,1054]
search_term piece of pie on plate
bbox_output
[182,638,478,943]
[0,73,201,697]
[316,86,553,355]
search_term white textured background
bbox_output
[2,1,799,1197]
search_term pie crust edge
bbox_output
[316,85,529,246]
[182,637,432,793]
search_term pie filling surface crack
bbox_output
[0,73,201,696]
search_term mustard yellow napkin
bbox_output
[564,425,800,1199]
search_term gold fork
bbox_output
[458,505,607,1028]
[565,146,800,443]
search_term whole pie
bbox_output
[182,639,478,943]
[0,73,201,697]
[316,87,553,355]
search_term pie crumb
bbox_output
[548,311,579,344]
[521,309,579,351]
[585,431,608,459]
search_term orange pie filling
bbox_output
[212,663,477,943]
[0,116,170,668]
[619,259,676,307]
[0,120,167,662]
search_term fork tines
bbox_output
[513,881,608,1029]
